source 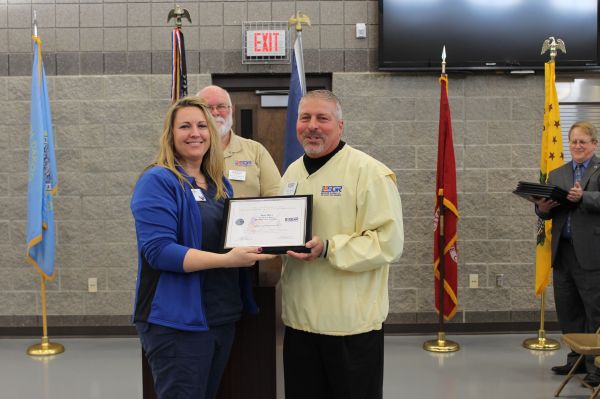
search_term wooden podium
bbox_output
[141,286,277,399]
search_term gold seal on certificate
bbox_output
[220,195,313,254]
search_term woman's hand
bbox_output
[183,247,275,272]
[224,247,276,267]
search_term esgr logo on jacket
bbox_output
[235,160,253,167]
[321,185,342,196]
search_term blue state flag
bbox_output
[26,35,58,280]
[283,35,307,170]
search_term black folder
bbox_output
[513,181,572,205]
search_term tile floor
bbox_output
[0,333,593,399]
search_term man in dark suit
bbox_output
[535,121,600,387]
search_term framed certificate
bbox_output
[220,195,313,254]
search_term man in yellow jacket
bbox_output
[281,90,404,399]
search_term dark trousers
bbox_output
[283,326,384,399]
[553,239,600,373]
[136,321,235,399]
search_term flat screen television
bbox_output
[379,0,600,72]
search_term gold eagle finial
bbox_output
[541,36,566,61]
[167,5,191,28]
[288,12,311,32]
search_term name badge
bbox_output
[283,182,298,195]
[228,170,247,181]
[191,188,206,202]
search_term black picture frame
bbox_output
[220,195,313,254]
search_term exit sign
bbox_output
[242,22,290,64]
[246,30,287,57]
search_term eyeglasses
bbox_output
[206,104,231,112]
[569,139,594,146]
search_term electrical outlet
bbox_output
[495,274,505,287]
[469,274,479,288]
[88,277,98,293]
[355,23,367,39]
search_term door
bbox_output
[228,90,286,287]
[229,91,287,172]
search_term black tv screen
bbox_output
[379,0,600,71]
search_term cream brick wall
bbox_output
[0,0,378,76]
[0,72,553,327]
[0,0,563,328]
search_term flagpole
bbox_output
[282,13,311,170]
[27,12,63,356]
[423,197,459,352]
[27,276,64,356]
[168,5,191,103]
[522,292,559,350]
[289,12,310,94]
[523,37,565,351]
[424,46,459,353]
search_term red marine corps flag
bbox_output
[434,74,459,321]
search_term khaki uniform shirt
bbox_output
[223,132,281,197]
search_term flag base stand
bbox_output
[522,292,560,351]
[26,279,64,357]
[27,336,64,357]
[522,330,560,351]
[423,332,460,353]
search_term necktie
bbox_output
[575,163,583,183]
[565,163,583,239]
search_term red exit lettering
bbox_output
[253,31,280,53]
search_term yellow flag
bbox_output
[535,61,564,296]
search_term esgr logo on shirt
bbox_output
[235,160,253,167]
[321,185,343,196]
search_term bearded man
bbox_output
[197,85,281,197]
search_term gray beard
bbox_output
[303,144,325,157]
[302,134,326,157]
[217,116,233,138]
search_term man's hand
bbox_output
[567,181,583,203]
[534,197,560,213]
[287,236,324,261]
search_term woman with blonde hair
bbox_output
[131,96,274,399]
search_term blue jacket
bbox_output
[130,166,257,331]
